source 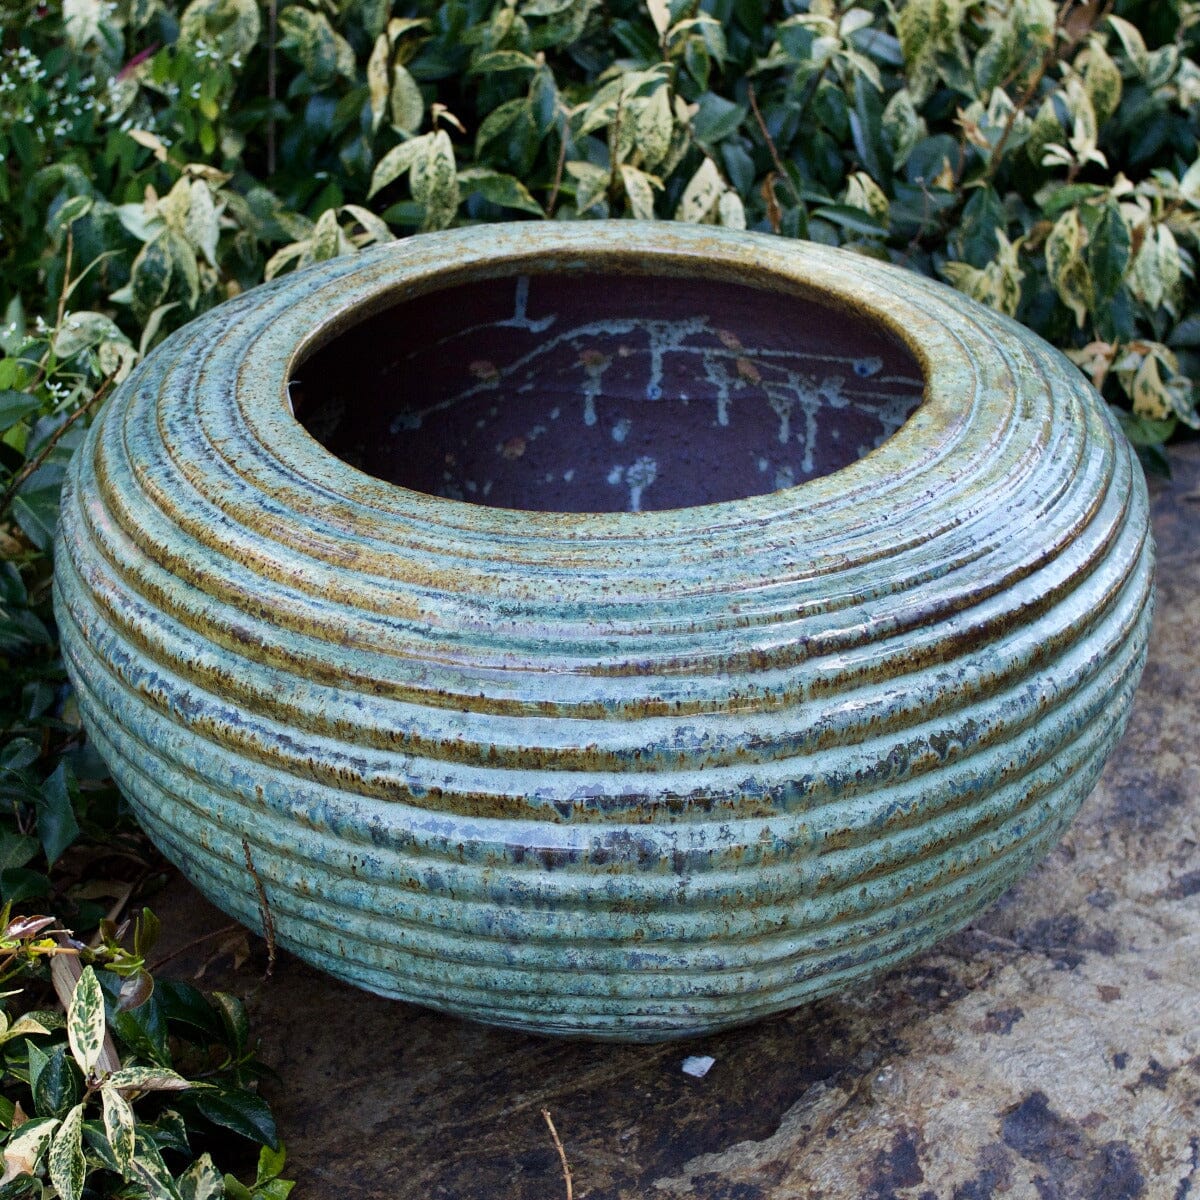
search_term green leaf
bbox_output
[155,980,225,1041]
[812,204,888,238]
[0,868,50,905]
[470,50,539,74]
[850,74,889,187]
[1084,41,1123,125]
[224,1177,253,1200]
[184,181,220,269]
[256,1142,288,1184]
[0,831,39,873]
[67,966,106,1077]
[691,92,744,145]
[0,392,39,433]
[38,761,81,867]
[0,1174,41,1199]
[48,1103,85,1200]
[11,485,60,552]
[33,1045,83,1118]
[634,86,673,171]
[188,1085,278,1148]
[130,233,176,319]
[109,983,172,1064]
[1089,201,1131,301]
[474,97,527,156]
[459,169,543,215]
[959,186,1003,267]
[102,1084,136,1177]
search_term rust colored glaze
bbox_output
[53,223,1153,1040]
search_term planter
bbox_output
[53,222,1154,1041]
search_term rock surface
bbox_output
[150,441,1200,1200]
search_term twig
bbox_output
[241,838,277,980]
[55,227,74,332]
[541,1108,573,1200]
[0,373,115,518]
[546,109,569,217]
[149,921,240,973]
[747,83,802,207]
[267,0,278,176]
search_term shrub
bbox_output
[0,0,1196,1187]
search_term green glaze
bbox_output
[53,223,1153,1040]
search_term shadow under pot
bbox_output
[53,223,1154,1041]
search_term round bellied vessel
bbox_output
[53,222,1154,1040]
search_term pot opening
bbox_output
[290,270,924,513]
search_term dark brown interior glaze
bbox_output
[291,272,924,513]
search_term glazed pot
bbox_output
[53,223,1153,1040]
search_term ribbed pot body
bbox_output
[53,224,1154,1040]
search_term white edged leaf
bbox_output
[367,33,390,132]
[1106,15,1147,75]
[105,1065,191,1093]
[66,965,106,1077]
[1,1115,59,1183]
[566,161,610,213]
[53,312,124,360]
[340,205,394,245]
[178,1152,224,1200]
[620,164,658,220]
[390,62,424,134]
[0,1014,51,1044]
[47,1103,85,1200]
[184,180,220,268]
[102,1084,136,1178]
[1044,208,1093,328]
[139,302,181,357]
[129,1132,183,1200]
[675,156,722,222]
[411,129,459,231]
[458,168,543,215]
[717,190,746,230]
[368,136,427,199]
[645,0,670,37]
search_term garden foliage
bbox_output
[0,906,291,1199]
[0,0,1197,1190]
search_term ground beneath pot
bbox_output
[148,441,1200,1200]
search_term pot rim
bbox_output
[229,222,1003,539]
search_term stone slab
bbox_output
[149,440,1200,1200]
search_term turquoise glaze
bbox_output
[53,223,1154,1040]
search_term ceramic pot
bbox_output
[53,222,1154,1040]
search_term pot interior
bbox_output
[291,269,924,513]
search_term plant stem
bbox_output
[748,83,802,207]
[0,373,115,519]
